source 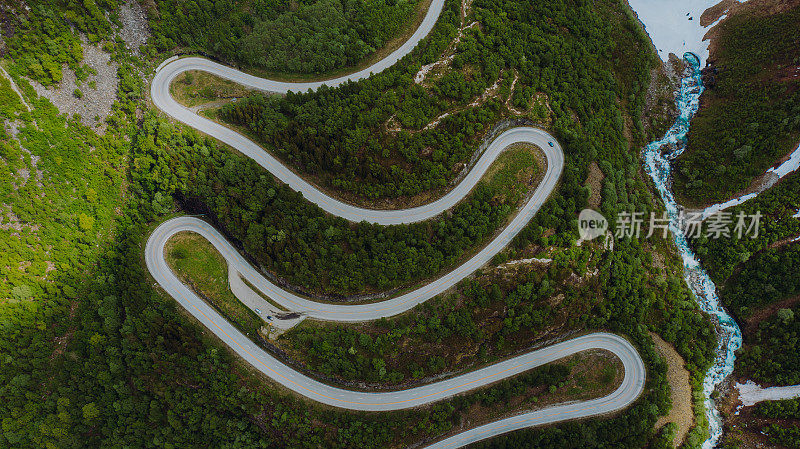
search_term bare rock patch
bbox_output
[27,39,118,132]
[119,0,149,54]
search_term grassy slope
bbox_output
[169,71,254,108]
[165,231,263,337]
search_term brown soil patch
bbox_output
[728,171,781,201]
[700,0,739,26]
[769,236,800,251]
[721,393,800,449]
[171,70,255,108]
[585,161,604,209]
[651,332,694,447]
[704,0,800,57]
[50,300,80,359]
[742,293,800,335]
[730,0,800,18]
[645,241,668,277]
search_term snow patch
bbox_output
[768,141,800,178]
[627,0,741,64]
[700,141,800,218]
[737,380,800,407]
[701,193,758,219]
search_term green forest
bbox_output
[719,243,800,318]
[133,115,539,294]
[737,303,800,385]
[219,0,658,202]
[693,170,800,314]
[674,2,800,206]
[0,53,140,335]
[147,0,424,74]
[0,0,728,447]
[681,7,800,438]
[690,170,800,392]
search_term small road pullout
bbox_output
[147,1,646,446]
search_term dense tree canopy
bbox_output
[220,0,656,209]
[133,114,537,293]
[692,170,800,316]
[674,3,800,205]
[148,0,422,74]
[738,302,800,385]
[0,0,721,447]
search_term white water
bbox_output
[642,53,743,449]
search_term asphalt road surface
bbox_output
[147,3,646,446]
[147,127,562,322]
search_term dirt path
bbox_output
[651,332,694,447]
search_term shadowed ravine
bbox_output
[642,53,743,449]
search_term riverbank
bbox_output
[642,53,742,449]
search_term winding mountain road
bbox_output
[148,126,562,322]
[146,3,646,446]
